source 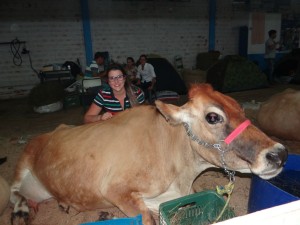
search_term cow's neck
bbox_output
[183,121,248,181]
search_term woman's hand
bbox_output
[100,112,113,121]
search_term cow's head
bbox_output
[155,83,287,180]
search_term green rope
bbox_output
[213,181,235,223]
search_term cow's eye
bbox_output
[205,112,223,124]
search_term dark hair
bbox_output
[139,54,147,60]
[105,63,139,106]
[127,57,135,63]
[94,52,105,60]
[106,63,127,77]
[268,30,277,37]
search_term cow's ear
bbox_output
[155,100,186,125]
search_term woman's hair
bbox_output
[127,57,135,63]
[105,63,139,106]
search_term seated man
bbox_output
[65,52,108,97]
[83,52,109,95]
[85,52,107,79]
[136,54,156,102]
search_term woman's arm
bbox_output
[83,103,113,124]
[83,103,103,124]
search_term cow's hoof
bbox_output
[11,211,30,225]
[58,204,70,214]
[98,211,115,221]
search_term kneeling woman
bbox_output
[84,64,145,124]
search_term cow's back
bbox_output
[257,88,300,141]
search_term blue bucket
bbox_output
[248,154,300,213]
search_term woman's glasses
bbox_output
[108,74,125,82]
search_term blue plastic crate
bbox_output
[80,214,142,225]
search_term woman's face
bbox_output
[127,59,134,66]
[108,69,126,93]
[139,56,146,66]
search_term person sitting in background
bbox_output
[136,54,156,102]
[80,52,108,95]
[265,29,280,84]
[124,57,138,84]
[85,52,107,78]
[83,63,145,124]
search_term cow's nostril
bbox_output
[266,147,288,167]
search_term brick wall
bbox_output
[89,0,209,69]
[215,0,248,56]
[0,0,85,99]
[1,0,290,99]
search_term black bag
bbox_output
[62,61,82,78]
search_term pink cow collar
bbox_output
[224,120,251,145]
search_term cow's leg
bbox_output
[10,168,52,225]
[106,190,155,225]
[10,168,32,225]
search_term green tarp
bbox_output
[206,55,268,93]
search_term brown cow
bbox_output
[257,88,300,141]
[10,84,287,225]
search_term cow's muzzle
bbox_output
[256,145,288,180]
[266,146,288,168]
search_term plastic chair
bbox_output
[79,77,102,111]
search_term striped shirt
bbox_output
[93,85,145,114]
